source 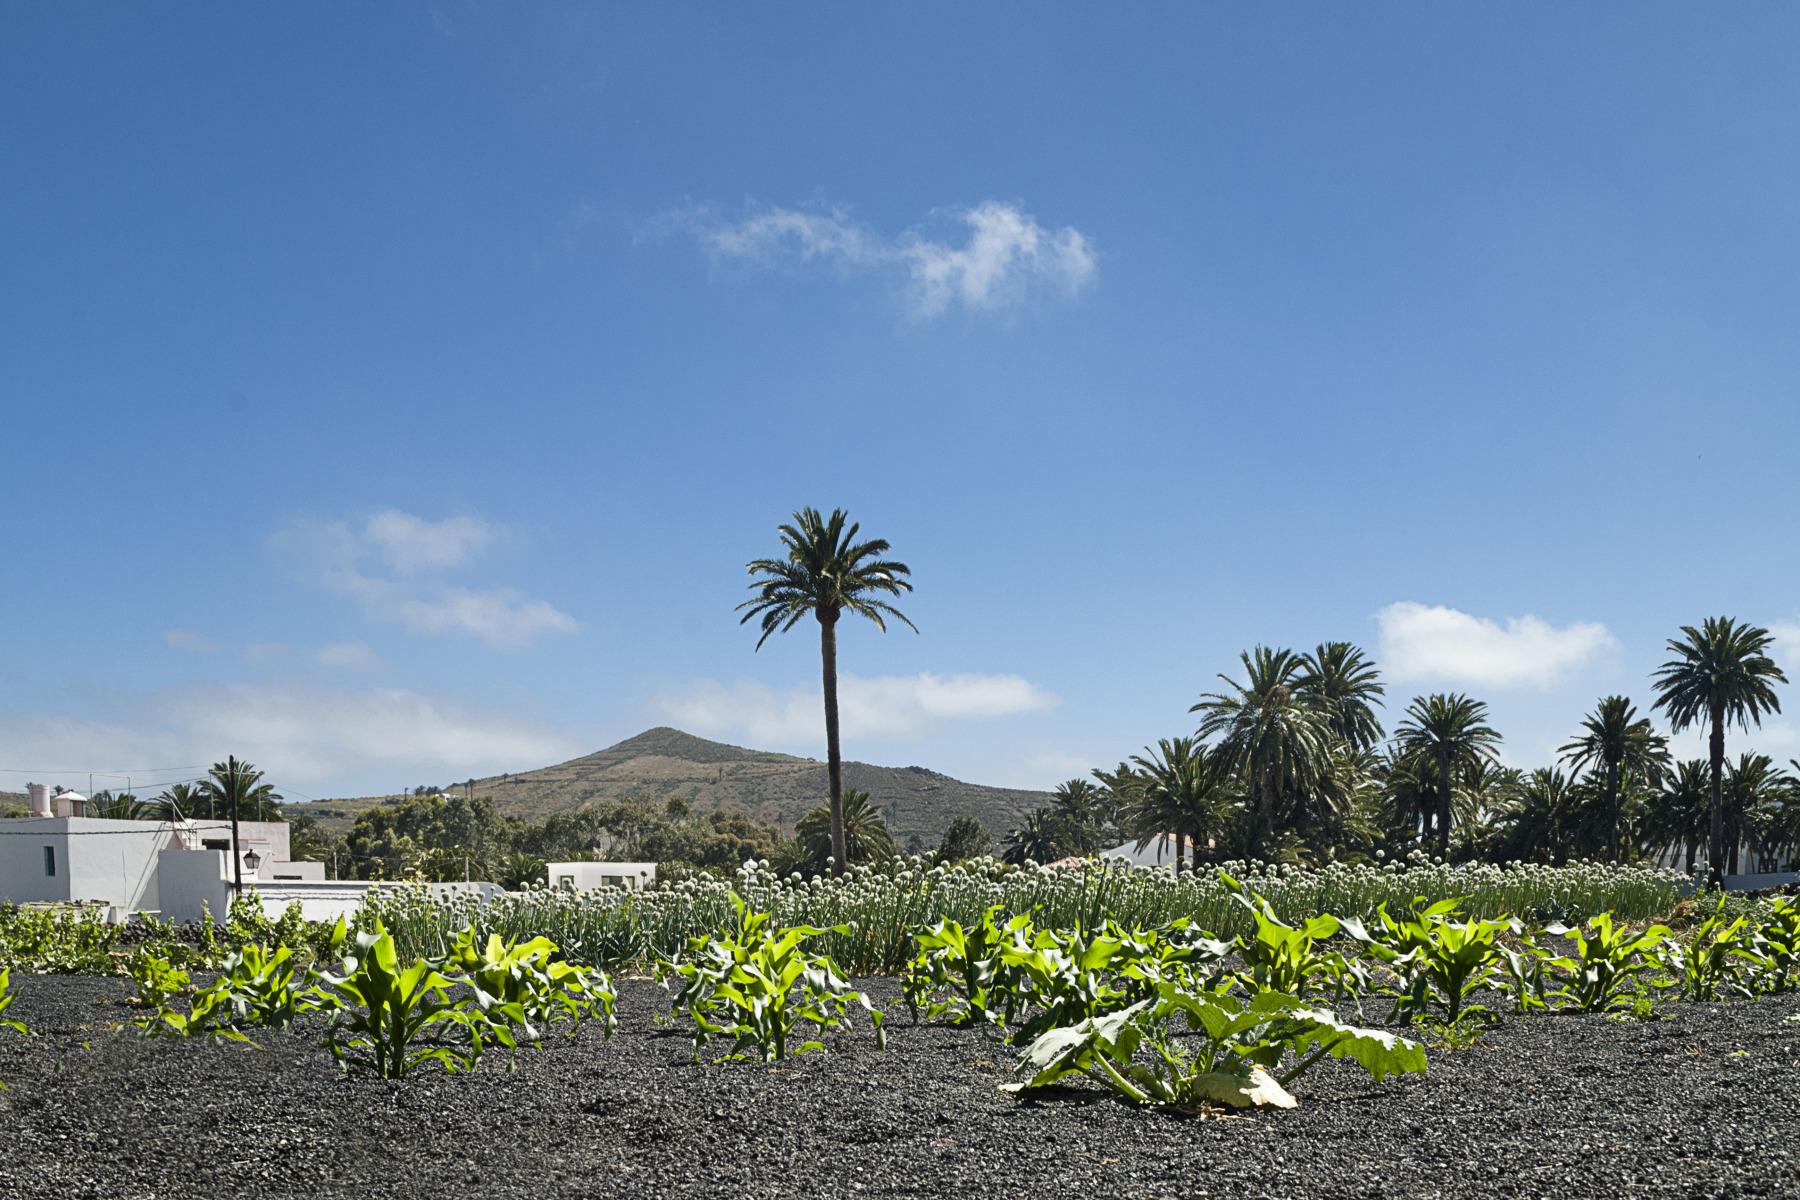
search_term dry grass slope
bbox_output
[296,727,1053,848]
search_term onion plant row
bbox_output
[364,854,1689,975]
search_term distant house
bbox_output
[545,861,657,892]
[0,783,332,921]
[1100,834,1208,870]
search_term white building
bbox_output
[0,784,329,922]
[545,861,657,891]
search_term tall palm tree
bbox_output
[740,508,915,874]
[1723,753,1790,876]
[1126,737,1239,872]
[1494,767,1576,864]
[1003,808,1066,866]
[1297,641,1386,752]
[1393,693,1502,860]
[1193,647,1335,858]
[1644,759,1711,873]
[1557,695,1671,863]
[793,788,896,873]
[1650,617,1786,883]
[155,781,210,819]
[1048,778,1108,855]
[203,756,276,895]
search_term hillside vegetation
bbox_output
[295,727,1051,849]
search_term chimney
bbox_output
[27,783,51,819]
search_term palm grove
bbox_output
[1011,620,1792,885]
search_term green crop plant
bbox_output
[127,951,192,1009]
[1344,898,1510,1024]
[216,943,332,1029]
[1657,897,1754,1002]
[1222,872,1361,1004]
[362,856,1685,978]
[0,904,119,974]
[1742,896,1800,994]
[662,893,884,1062]
[1014,980,1426,1110]
[319,919,493,1078]
[902,905,1032,1027]
[0,968,28,1089]
[448,927,615,1043]
[1544,912,1672,1013]
[1497,935,1551,1014]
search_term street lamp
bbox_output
[243,847,262,877]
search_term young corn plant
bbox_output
[1222,872,1362,1005]
[0,968,27,1089]
[1657,898,1753,1002]
[1742,896,1800,995]
[1343,898,1509,1025]
[663,893,884,1062]
[448,927,615,1045]
[1544,912,1672,1013]
[902,905,1035,1028]
[1497,934,1552,1014]
[1014,980,1426,1111]
[997,922,1136,1045]
[318,919,492,1079]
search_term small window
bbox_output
[557,875,575,889]
[201,838,230,852]
[44,846,56,876]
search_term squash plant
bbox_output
[663,893,884,1062]
[1015,981,1426,1110]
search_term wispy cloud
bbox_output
[0,685,577,792]
[655,671,1058,745]
[1376,601,1616,689]
[317,641,382,669]
[273,510,578,650]
[164,629,219,654]
[666,199,1097,318]
[1769,619,1800,677]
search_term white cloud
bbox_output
[0,685,578,793]
[164,629,219,654]
[1769,620,1800,677]
[672,199,1096,318]
[655,671,1058,745]
[1375,601,1616,689]
[317,641,381,669]
[273,510,578,650]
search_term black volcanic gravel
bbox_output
[2,975,1798,1199]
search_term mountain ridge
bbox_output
[296,726,1054,849]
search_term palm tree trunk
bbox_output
[1684,836,1697,874]
[817,607,847,875]
[1436,749,1452,861]
[1174,830,1184,874]
[1606,760,1621,864]
[1708,707,1726,886]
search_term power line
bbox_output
[0,766,206,775]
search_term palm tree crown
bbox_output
[1297,641,1386,752]
[1126,737,1240,872]
[738,507,915,647]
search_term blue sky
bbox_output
[4,5,1798,804]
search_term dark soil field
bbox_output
[1,976,1796,1200]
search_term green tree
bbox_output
[1644,759,1711,873]
[1297,641,1386,752]
[1393,693,1501,860]
[934,815,991,863]
[791,788,895,875]
[1192,647,1335,857]
[1047,778,1109,855]
[1650,617,1787,883]
[1003,808,1066,866]
[740,507,915,874]
[1558,695,1671,863]
[1493,767,1577,864]
[1125,737,1239,872]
